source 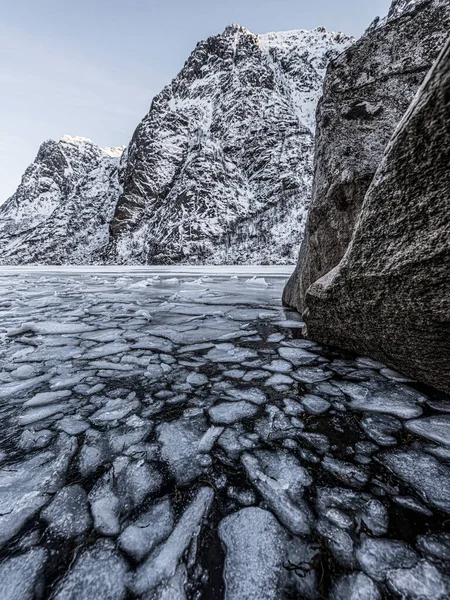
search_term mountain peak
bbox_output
[222,23,252,36]
[59,134,95,146]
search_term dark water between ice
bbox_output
[0,268,449,599]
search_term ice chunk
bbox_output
[198,426,225,452]
[356,538,418,582]
[53,539,128,600]
[50,372,88,389]
[405,416,450,447]
[380,368,415,383]
[206,344,258,363]
[23,390,72,407]
[386,560,450,600]
[57,416,90,435]
[225,386,267,405]
[7,321,95,336]
[242,450,312,535]
[81,328,124,342]
[158,416,208,485]
[19,404,68,425]
[316,488,388,537]
[19,429,54,450]
[330,573,381,600]
[132,487,214,595]
[83,342,130,359]
[275,319,305,329]
[41,484,92,539]
[209,401,259,424]
[316,519,355,568]
[119,498,174,562]
[245,276,268,287]
[10,365,38,380]
[219,507,288,600]
[89,399,140,425]
[322,457,369,488]
[0,374,51,400]
[417,533,450,562]
[360,414,402,446]
[265,373,294,387]
[335,381,423,419]
[268,333,284,343]
[381,450,450,514]
[301,394,331,414]
[392,496,433,516]
[0,434,77,548]
[117,460,163,512]
[186,372,209,386]
[0,547,48,600]
[263,359,293,373]
[292,367,332,384]
[217,426,258,457]
[88,473,121,537]
[278,347,318,366]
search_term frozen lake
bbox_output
[0,267,449,599]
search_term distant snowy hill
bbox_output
[0,26,353,265]
[0,136,124,264]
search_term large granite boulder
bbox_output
[283,0,450,311]
[300,37,450,394]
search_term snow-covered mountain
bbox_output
[0,25,352,266]
[108,26,353,265]
[0,136,124,264]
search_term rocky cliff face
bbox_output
[0,136,124,265]
[283,0,450,310]
[107,26,353,265]
[302,37,450,393]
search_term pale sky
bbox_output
[0,0,392,202]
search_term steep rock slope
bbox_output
[107,25,353,265]
[302,38,450,393]
[0,137,124,265]
[283,0,450,310]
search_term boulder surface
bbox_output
[300,37,450,393]
[283,0,450,311]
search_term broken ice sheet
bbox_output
[0,268,449,597]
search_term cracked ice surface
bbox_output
[0,267,449,599]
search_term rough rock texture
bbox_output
[107,25,353,265]
[283,0,450,310]
[300,37,450,394]
[0,136,124,265]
